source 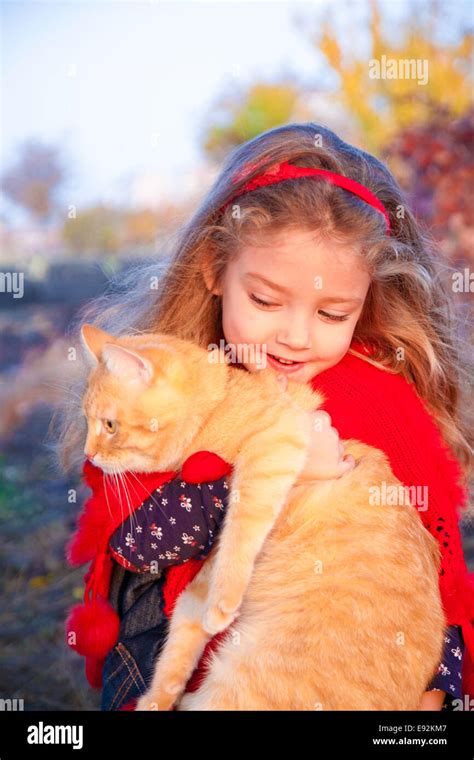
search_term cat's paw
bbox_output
[202,600,240,636]
[135,683,182,711]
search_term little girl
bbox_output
[59,121,473,711]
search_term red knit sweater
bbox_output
[164,341,474,697]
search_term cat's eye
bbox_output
[103,419,117,434]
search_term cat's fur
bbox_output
[80,324,445,711]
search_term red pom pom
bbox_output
[181,451,232,483]
[65,598,120,658]
[85,656,105,688]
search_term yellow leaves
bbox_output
[320,27,342,72]
[202,0,472,159]
[456,32,474,61]
[204,83,299,159]
[234,84,297,140]
[315,0,473,153]
[369,0,384,60]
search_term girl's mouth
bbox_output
[266,353,307,373]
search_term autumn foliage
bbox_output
[383,108,474,265]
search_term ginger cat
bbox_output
[80,324,445,710]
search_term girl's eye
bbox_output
[318,310,349,322]
[103,419,117,434]
[250,293,349,321]
[249,293,277,308]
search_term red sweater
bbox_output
[163,342,474,697]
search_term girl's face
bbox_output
[207,228,371,384]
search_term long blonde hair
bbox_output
[51,122,472,489]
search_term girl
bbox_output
[58,122,473,711]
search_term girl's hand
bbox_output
[419,690,445,711]
[299,410,356,481]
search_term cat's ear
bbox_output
[80,323,114,366]
[102,343,154,385]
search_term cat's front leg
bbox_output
[136,557,215,711]
[202,412,312,635]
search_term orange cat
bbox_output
[80,324,445,710]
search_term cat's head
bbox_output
[80,324,226,474]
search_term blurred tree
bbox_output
[62,204,121,254]
[316,0,473,152]
[203,82,300,161]
[0,139,66,224]
[383,107,474,265]
[123,209,157,247]
[200,1,472,159]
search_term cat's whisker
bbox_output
[42,382,84,403]
[119,471,145,536]
[117,470,139,536]
[126,469,174,525]
[111,466,126,536]
[101,471,116,527]
[104,464,123,540]
[114,467,137,538]
[122,469,154,535]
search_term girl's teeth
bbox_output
[272,355,295,364]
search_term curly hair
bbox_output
[50,122,472,493]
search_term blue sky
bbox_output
[1,0,327,222]
[0,0,471,225]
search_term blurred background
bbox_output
[0,0,473,710]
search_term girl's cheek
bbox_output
[222,294,269,347]
[314,325,355,361]
[226,314,267,350]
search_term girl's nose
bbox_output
[276,324,311,351]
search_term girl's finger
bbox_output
[312,410,332,430]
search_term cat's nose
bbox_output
[84,450,96,460]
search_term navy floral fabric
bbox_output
[108,474,230,572]
[427,625,464,709]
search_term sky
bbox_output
[0,0,471,226]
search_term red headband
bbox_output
[220,160,391,234]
